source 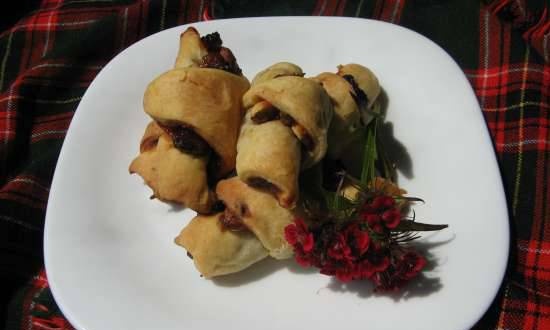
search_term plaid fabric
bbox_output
[1,0,548,329]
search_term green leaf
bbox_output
[393,220,449,232]
[360,118,378,185]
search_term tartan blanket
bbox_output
[1,0,548,329]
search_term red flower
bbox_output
[382,208,402,229]
[361,213,380,226]
[284,224,298,245]
[398,251,427,279]
[356,259,376,279]
[370,251,428,291]
[285,219,317,267]
[345,223,370,255]
[302,232,314,253]
[284,194,433,293]
[327,233,352,261]
[369,256,391,272]
[295,253,313,267]
[285,218,314,251]
[335,268,354,282]
[370,196,394,211]
[367,243,391,272]
[319,264,336,276]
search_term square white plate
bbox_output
[44,17,509,330]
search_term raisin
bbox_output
[200,32,222,51]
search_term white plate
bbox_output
[45,17,509,330]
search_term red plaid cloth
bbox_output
[1,1,548,329]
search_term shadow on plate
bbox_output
[338,88,413,182]
[213,257,317,287]
[377,89,414,180]
[167,202,187,213]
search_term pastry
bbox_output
[175,213,268,278]
[129,122,214,213]
[216,177,298,259]
[236,62,333,208]
[130,27,249,213]
[313,63,381,159]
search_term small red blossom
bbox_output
[346,224,370,255]
[283,190,440,292]
[284,224,298,245]
[368,255,391,273]
[302,232,315,253]
[382,208,402,229]
[285,218,314,250]
[371,195,394,211]
[335,268,354,282]
[295,253,313,267]
[327,233,352,261]
[356,259,376,279]
[398,251,427,279]
[362,213,380,226]
[371,251,428,292]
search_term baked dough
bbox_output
[251,61,304,85]
[144,68,249,176]
[174,27,208,69]
[236,62,332,207]
[243,65,332,167]
[314,63,381,159]
[129,122,215,213]
[130,27,249,214]
[174,213,268,278]
[236,112,301,209]
[337,63,380,109]
[216,177,296,259]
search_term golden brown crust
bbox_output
[216,177,296,259]
[312,72,362,159]
[174,27,208,69]
[236,112,301,208]
[337,63,381,109]
[251,62,304,85]
[129,122,215,214]
[243,74,332,168]
[313,64,381,159]
[143,67,249,176]
[174,213,268,278]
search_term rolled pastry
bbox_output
[237,62,333,208]
[243,65,333,167]
[129,122,215,213]
[313,63,381,159]
[251,62,304,85]
[144,28,250,176]
[236,111,301,209]
[175,213,268,278]
[130,27,249,214]
[337,64,381,109]
[216,177,297,259]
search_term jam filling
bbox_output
[160,124,211,157]
[342,74,369,110]
[249,105,315,151]
[219,208,248,232]
[159,124,221,184]
[199,32,242,75]
[250,106,279,124]
[247,177,282,196]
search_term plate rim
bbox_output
[44,16,510,330]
